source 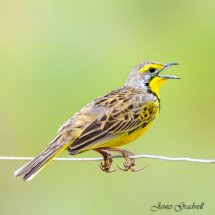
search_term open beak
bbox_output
[159,62,180,79]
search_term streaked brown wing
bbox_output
[68,87,158,154]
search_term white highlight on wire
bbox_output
[0,155,215,163]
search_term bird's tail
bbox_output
[14,135,70,181]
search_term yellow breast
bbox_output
[100,121,154,148]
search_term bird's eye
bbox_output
[148,67,156,73]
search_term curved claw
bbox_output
[100,162,118,173]
[100,162,109,171]
[130,167,144,172]
[117,164,129,171]
[100,163,105,171]
[107,168,118,173]
[117,163,149,172]
[132,164,150,172]
[123,162,129,169]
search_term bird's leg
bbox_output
[102,147,145,172]
[94,148,117,173]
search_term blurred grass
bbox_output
[0,0,215,214]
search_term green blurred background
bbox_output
[1,0,215,214]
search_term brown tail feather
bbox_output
[14,136,70,181]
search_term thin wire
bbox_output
[0,155,215,163]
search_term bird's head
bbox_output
[125,61,179,95]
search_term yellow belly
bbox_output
[100,121,153,148]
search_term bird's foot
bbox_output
[95,149,117,173]
[95,147,147,172]
[101,148,146,172]
[116,150,144,172]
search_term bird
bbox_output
[14,61,179,181]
